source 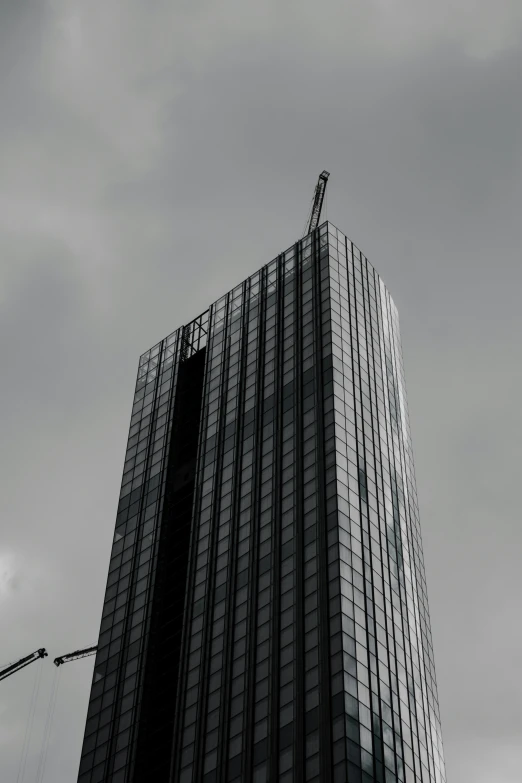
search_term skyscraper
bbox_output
[77,221,446,783]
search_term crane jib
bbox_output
[0,648,48,682]
[306,170,330,235]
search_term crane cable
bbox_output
[35,665,62,783]
[16,655,43,783]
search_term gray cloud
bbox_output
[1,1,521,780]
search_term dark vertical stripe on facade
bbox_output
[169,313,215,780]
[132,347,206,780]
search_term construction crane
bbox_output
[0,648,47,682]
[54,645,97,667]
[305,170,330,236]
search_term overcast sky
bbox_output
[1,1,521,781]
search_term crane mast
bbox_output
[0,648,47,682]
[54,645,97,667]
[306,170,330,235]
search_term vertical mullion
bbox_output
[243,266,267,780]
[313,229,333,780]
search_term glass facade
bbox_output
[77,222,446,783]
